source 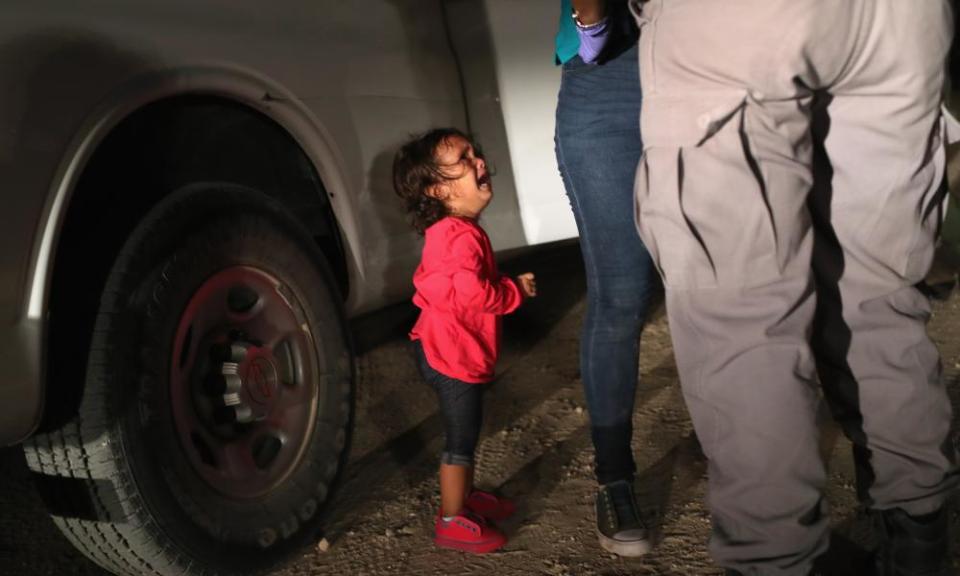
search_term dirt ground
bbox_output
[3,240,960,576]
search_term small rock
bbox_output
[316,538,331,553]
[574,406,584,415]
[385,528,395,538]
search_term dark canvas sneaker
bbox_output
[465,489,516,521]
[595,480,652,557]
[434,511,507,554]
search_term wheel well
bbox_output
[41,96,348,430]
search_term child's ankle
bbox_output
[440,507,462,520]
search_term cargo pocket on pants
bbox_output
[635,92,784,290]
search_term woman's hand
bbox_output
[517,273,537,298]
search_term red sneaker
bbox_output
[465,489,516,521]
[434,511,507,553]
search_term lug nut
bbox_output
[234,405,254,423]
[223,392,242,407]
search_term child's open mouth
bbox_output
[478,173,491,189]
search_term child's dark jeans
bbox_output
[413,340,484,467]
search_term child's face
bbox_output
[430,135,492,219]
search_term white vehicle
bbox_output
[0,2,574,575]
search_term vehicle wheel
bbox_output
[23,184,354,576]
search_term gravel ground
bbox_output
[3,239,960,576]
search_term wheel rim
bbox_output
[170,266,319,499]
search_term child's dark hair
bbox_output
[392,127,485,234]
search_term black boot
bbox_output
[875,507,954,576]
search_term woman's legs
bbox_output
[555,44,656,487]
[555,43,657,557]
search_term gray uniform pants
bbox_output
[630,0,957,573]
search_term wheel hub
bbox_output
[204,338,282,426]
[246,356,279,405]
[169,266,319,499]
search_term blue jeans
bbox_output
[555,43,657,485]
[413,340,484,467]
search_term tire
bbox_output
[23,184,354,576]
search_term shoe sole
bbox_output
[434,535,506,554]
[596,528,653,557]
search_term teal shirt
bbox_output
[555,0,579,64]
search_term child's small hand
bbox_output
[517,273,537,298]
